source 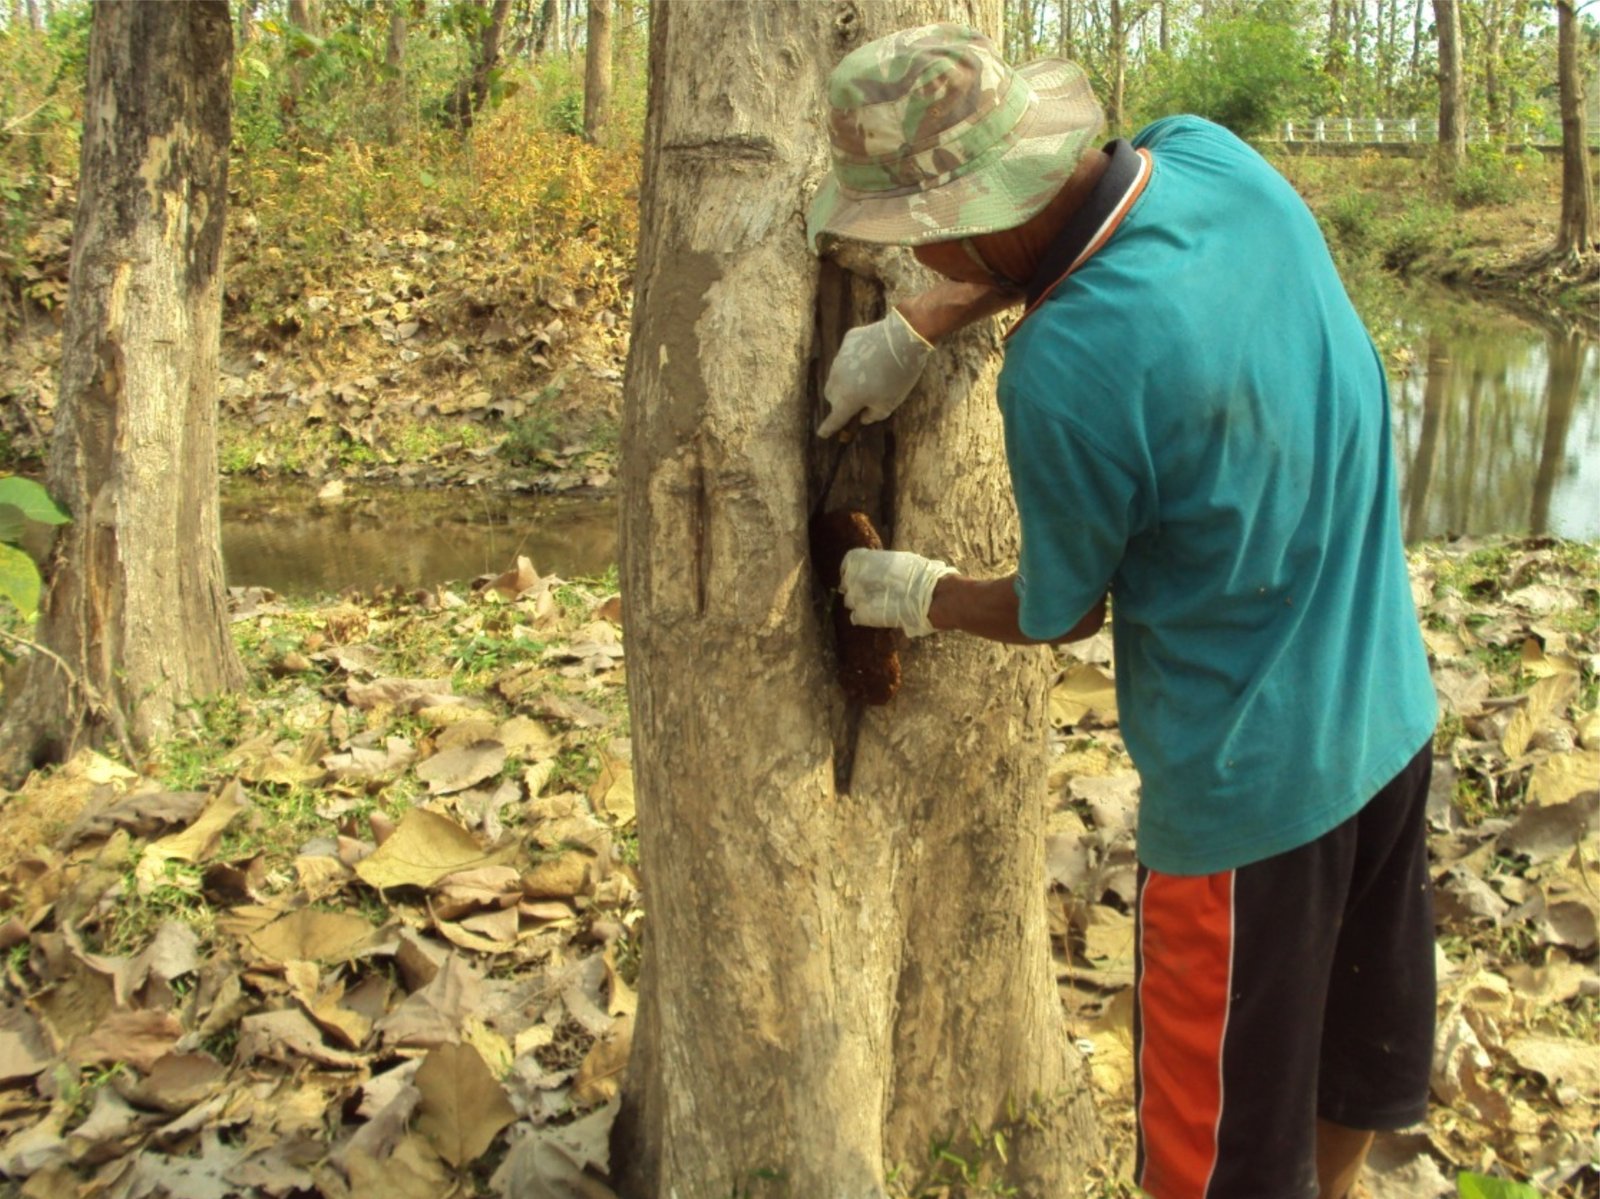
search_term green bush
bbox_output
[1139,2,1325,137]
[1449,145,1536,209]
[1376,202,1457,274]
[1318,189,1380,250]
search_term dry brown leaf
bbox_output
[68,1009,183,1072]
[236,1008,366,1069]
[346,1132,456,1199]
[1504,1034,1600,1102]
[378,953,483,1049]
[432,865,522,919]
[346,677,459,713]
[113,1052,227,1114]
[0,1008,53,1085]
[590,760,635,827]
[293,853,355,902]
[355,809,498,890]
[249,908,379,964]
[1049,663,1118,728]
[143,783,246,867]
[435,915,518,955]
[523,851,592,900]
[413,1041,517,1167]
[1080,906,1135,966]
[417,741,507,796]
[58,790,208,851]
[1502,672,1580,759]
[1525,750,1600,808]
[497,715,560,758]
[571,1014,632,1107]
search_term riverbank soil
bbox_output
[1274,147,1600,332]
[0,539,1595,1196]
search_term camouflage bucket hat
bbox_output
[807,24,1105,251]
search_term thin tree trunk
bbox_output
[25,0,38,30]
[535,0,557,55]
[1433,0,1465,169]
[1326,0,1344,76]
[583,0,611,144]
[385,0,407,144]
[1554,0,1595,259]
[0,0,243,782]
[1411,0,1424,80]
[450,0,513,130]
[612,1,1098,1195]
[237,0,253,43]
[287,0,318,35]
[1110,0,1127,133]
[1482,0,1502,135]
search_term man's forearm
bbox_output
[895,280,1022,344]
[928,574,1106,645]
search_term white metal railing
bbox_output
[1278,117,1544,144]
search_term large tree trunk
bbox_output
[1554,0,1595,260]
[1433,0,1465,169]
[612,2,1097,1196]
[582,0,611,144]
[0,0,243,781]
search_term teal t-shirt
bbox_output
[998,116,1437,875]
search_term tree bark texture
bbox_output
[1432,0,1465,168]
[451,0,513,129]
[287,0,318,35]
[385,0,408,144]
[613,2,1098,1196]
[1554,0,1594,259]
[535,0,558,55]
[0,0,243,779]
[583,0,612,144]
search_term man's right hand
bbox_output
[817,308,933,438]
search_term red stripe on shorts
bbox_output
[1137,869,1235,1199]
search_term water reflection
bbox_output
[219,300,1594,597]
[1390,304,1599,543]
[222,484,618,598]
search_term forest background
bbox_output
[1,0,1597,491]
[0,2,1597,1199]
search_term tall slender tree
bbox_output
[583,0,611,144]
[1434,0,1466,167]
[1554,0,1595,260]
[0,0,243,781]
[613,1,1098,1194]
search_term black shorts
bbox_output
[1132,744,1436,1199]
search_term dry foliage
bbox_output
[0,539,1595,1198]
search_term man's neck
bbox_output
[969,146,1113,285]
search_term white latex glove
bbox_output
[839,548,957,639]
[817,308,934,438]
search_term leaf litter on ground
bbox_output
[0,538,1595,1197]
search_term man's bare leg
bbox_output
[1316,1118,1376,1199]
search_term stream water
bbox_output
[221,296,1597,598]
